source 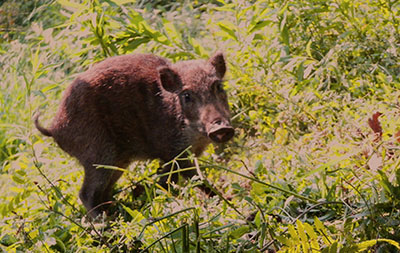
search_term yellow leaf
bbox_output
[304,223,320,251]
[306,40,313,58]
[357,239,400,251]
[296,220,309,252]
[110,0,136,5]
[275,127,288,145]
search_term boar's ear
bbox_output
[158,66,182,93]
[209,52,226,78]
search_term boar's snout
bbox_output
[207,120,234,143]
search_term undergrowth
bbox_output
[1,0,400,252]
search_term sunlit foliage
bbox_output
[1,0,400,251]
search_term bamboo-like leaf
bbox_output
[110,0,135,5]
[121,204,145,223]
[188,37,206,57]
[248,20,271,34]
[229,226,249,239]
[163,19,182,44]
[306,40,313,58]
[217,21,238,41]
[356,239,400,251]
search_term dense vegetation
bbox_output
[1,0,400,251]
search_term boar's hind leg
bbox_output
[79,160,123,218]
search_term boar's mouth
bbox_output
[207,123,234,143]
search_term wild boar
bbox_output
[35,52,234,217]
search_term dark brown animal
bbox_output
[35,52,234,217]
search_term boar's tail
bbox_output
[34,113,52,137]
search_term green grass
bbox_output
[1,0,400,252]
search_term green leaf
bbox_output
[188,37,207,57]
[42,84,60,93]
[378,170,395,196]
[128,9,145,27]
[54,237,66,252]
[248,20,271,33]
[217,21,238,41]
[229,225,249,239]
[124,37,151,53]
[12,175,25,184]
[163,19,182,44]
[251,182,269,195]
[140,22,170,45]
[121,204,145,223]
[0,234,17,246]
[396,168,400,186]
[279,12,289,46]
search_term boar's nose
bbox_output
[207,120,234,143]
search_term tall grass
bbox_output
[1,0,400,251]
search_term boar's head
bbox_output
[158,52,234,154]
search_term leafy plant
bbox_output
[1,0,400,251]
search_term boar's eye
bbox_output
[181,91,192,103]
